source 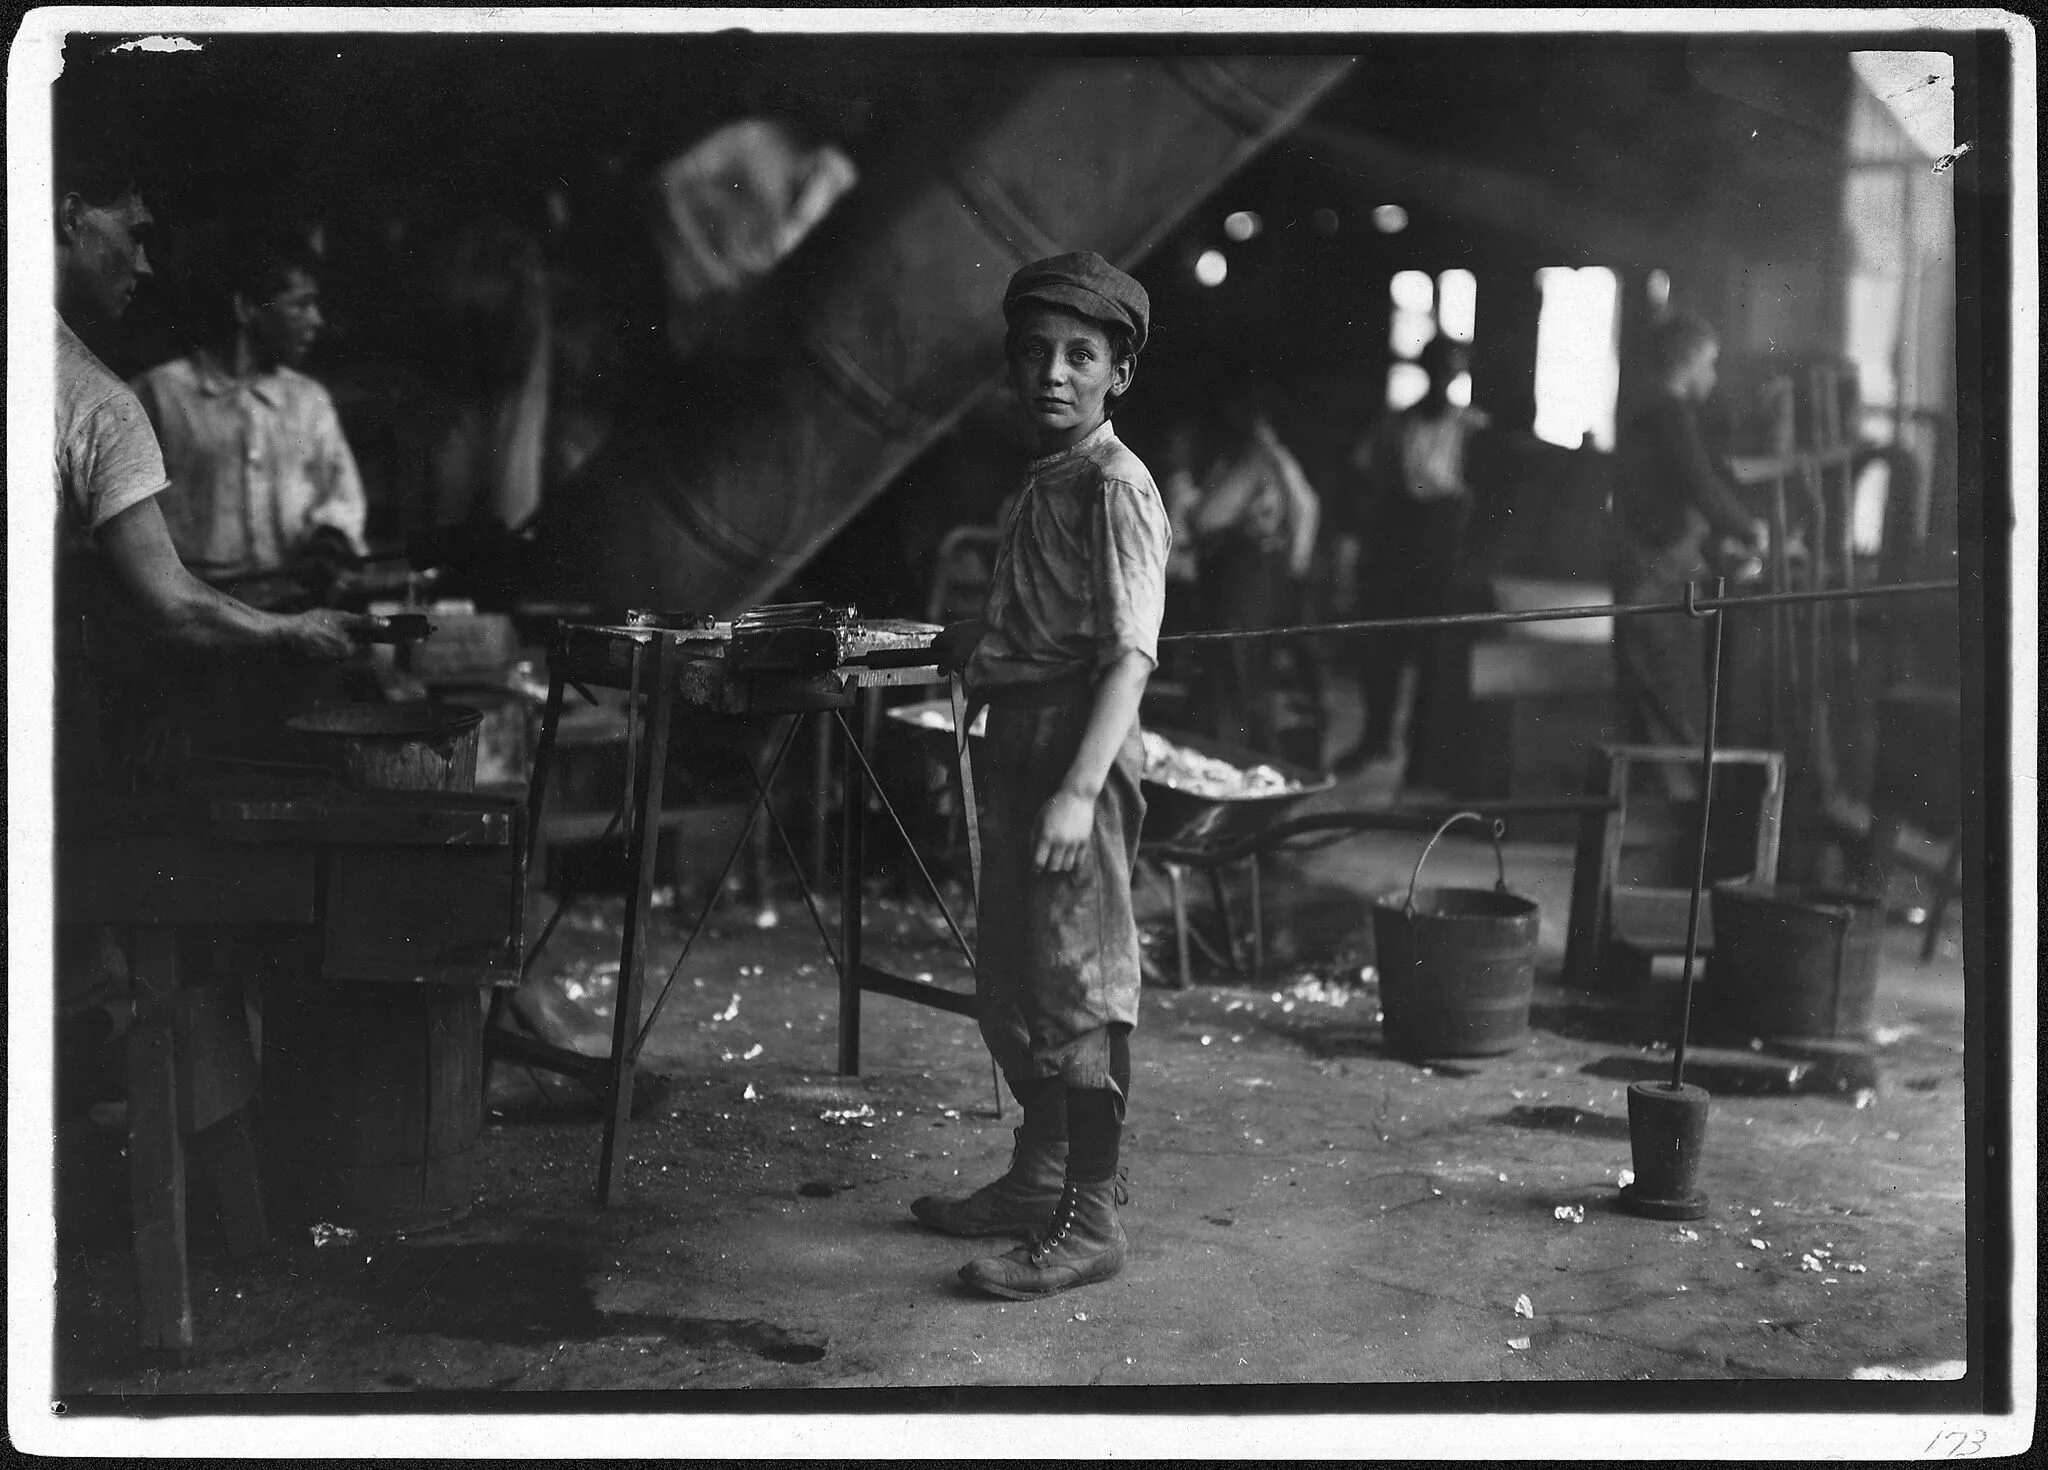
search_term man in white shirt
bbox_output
[1333,336,1490,779]
[132,235,369,584]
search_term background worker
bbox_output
[917,252,1170,1302]
[1333,335,1489,781]
[1608,312,1768,791]
[1187,385,1321,757]
[132,230,369,592]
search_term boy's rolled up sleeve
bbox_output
[1094,476,1171,670]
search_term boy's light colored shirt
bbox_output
[132,350,369,577]
[969,420,1171,690]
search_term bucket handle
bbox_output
[1404,810,1510,915]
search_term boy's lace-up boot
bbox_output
[956,1173,1128,1299]
[910,1126,1067,1237]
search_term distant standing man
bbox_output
[1334,335,1489,780]
[132,234,369,584]
[1608,312,1768,779]
[1188,391,1320,757]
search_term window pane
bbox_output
[1532,266,1621,451]
[1386,361,1430,411]
[1389,307,1436,360]
[1437,269,1477,342]
[1850,459,1890,557]
[1390,269,1434,315]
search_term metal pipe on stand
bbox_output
[1670,578,1728,1092]
[1618,576,1726,1223]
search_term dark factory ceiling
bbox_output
[66,29,1904,245]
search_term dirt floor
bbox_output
[50,810,1973,1404]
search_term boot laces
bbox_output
[1027,1181,1082,1262]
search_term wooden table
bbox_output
[57,783,522,1355]
[517,619,967,1208]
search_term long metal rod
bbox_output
[597,636,674,1207]
[518,804,621,981]
[1670,579,1728,1092]
[832,707,980,973]
[632,715,803,1056]
[1155,578,1956,647]
[744,732,843,975]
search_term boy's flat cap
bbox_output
[1003,250,1149,356]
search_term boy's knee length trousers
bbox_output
[973,700,1146,1094]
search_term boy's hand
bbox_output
[1033,788,1096,873]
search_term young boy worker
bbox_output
[916,252,1171,1299]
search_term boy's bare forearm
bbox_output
[1059,652,1153,800]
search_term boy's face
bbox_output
[1006,305,1132,451]
[239,267,324,369]
[1677,340,1720,402]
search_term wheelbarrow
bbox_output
[883,702,1334,985]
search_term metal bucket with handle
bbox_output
[1373,810,1542,1059]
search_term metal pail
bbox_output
[1373,811,1542,1058]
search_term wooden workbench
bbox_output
[57,782,522,1355]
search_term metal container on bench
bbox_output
[288,701,484,793]
[1373,811,1542,1058]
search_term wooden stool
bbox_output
[1563,743,1785,994]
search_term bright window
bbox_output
[1389,270,1434,315]
[1386,269,1480,409]
[1386,361,1431,411]
[1531,265,1621,450]
[1437,269,1477,342]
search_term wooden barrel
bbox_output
[263,983,484,1234]
[266,698,494,1235]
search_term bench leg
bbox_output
[1168,864,1191,991]
[1248,855,1265,988]
[189,1104,270,1259]
[125,925,193,1355]
[1208,866,1239,974]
